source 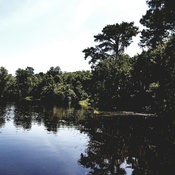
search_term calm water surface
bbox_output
[0,103,90,175]
[0,103,175,175]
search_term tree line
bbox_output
[1,0,175,117]
[0,66,92,107]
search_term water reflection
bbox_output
[78,116,175,175]
[0,102,90,175]
[0,103,175,175]
[0,102,13,128]
[1,102,90,132]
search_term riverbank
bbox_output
[79,99,156,118]
[93,111,156,117]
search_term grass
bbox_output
[79,99,91,109]
[24,96,34,101]
[79,99,100,114]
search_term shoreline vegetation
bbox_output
[79,99,155,118]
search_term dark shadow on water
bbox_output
[78,116,175,175]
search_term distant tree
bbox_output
[46,66,62,77]
[63,71,92,101]
[0,67,11,98]
[15,67,35,99]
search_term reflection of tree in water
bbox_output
[12,103,64,132]
[78,116,175,175]
[0,102,14,128]
[13,103,33,130]
[0,102,92,133]
[0,102,8,128]
[12,103,90,133]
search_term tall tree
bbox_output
[83,22,139,68]
[154,36,175,116]
[139,0,175,116]
[140,0,175,49]
[83,22,138,110]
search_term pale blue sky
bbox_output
[0,0,148,75]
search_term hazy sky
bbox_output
[0,0,148,75]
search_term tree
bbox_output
[15,67,35,99]
[82,22,138,110]
[131,48,164,112]
[91,55,134,110]
[139,0,175,49]
[46,66,62,77]
[83,22,139,68]
[154,36,175,116]
[0,67,11,98]
[138,0,175,116]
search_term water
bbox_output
[0,103,175,175]
[0,103,89,175]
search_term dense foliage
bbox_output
[1,0,175,117]
[0,66,92,107]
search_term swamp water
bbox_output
[0,103,174,175]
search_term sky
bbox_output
[0,0,148,75]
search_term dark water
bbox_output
[0,103,175,175]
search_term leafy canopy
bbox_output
[83,22,138,68]
[140,0,175,49]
